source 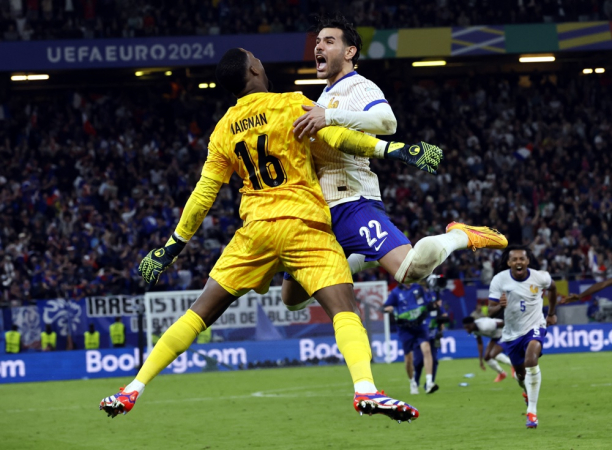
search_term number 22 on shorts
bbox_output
[359,220,388,250]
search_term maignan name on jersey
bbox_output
[231,113,268,135]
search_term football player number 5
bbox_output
[520,300,526,312]
[235,134,287,190]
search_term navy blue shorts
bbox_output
[398,325,429,354]
[331,197,410,262]
[500,328,547,367]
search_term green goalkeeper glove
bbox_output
[138,233,187,285]
[384,141,444,174]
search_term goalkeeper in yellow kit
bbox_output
[99,48,440,423]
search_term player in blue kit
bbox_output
[384,282,439,394]
[487,246,557,428]
[413,283,447,392]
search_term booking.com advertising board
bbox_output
[2,324,612,384]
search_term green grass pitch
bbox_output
[1,352,610,450]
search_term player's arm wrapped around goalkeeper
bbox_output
[315,126,443,174]
[138,174,222,285]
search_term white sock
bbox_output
[395,230,468,283]
[347,253,381,275]
[410,376,417,386]
[425,374,433,386]
[125,379,146,396]
[525,365,541,414]
[495,353,512,366]
[486,358,504,374]
[354,380,377,394]
[443,229,469,249]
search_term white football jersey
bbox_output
[313,71,389,207]
[489,269,552,342]
[473,317,503,339]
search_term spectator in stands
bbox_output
[5,324,21,353]
[40,323,57,351]
[0,0,611,42]
[109,317,125,348]
[85,323,100,349]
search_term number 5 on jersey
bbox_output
[235,134,287,190]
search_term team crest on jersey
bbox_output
[327,97,339,109]
[530,285,538,294]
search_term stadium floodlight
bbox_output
[294,79,327,85]
[26,74,49,80]
[583,68,594,74]
[135,71,144,77]
[11,74,49,81]
[199,83,209,89]
[297,67,318,74]
[165,71,172,76]
[412,60,446,67]
[210,82,216,88]
[595,68,605,74]
[519,55,555,63]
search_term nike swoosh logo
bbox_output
[374,238,387,251]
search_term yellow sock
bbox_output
[333,311,374,385]
[137,309,206,385]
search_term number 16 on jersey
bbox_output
[234,134,287,190]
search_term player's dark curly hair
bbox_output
[314,14,362,66]
[462,316,475,325]
[495,244,540,275]
[215,48,248,97]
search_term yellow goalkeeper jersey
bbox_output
[203,92,331,226]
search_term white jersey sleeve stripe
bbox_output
[364,99,389,111]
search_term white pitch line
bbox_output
[3,383,351,413]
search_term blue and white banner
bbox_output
[0,34,309,71]
[2,323,611,384]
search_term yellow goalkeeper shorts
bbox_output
[210,218,352,297]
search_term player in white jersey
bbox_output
[487,246,558,429]
[282,15,508,394]
[462,316,513,382]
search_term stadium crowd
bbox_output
[1,0,612,42]
[1,67,612,306]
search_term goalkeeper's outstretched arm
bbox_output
[138,174,222,285]
[316,126,444,175]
